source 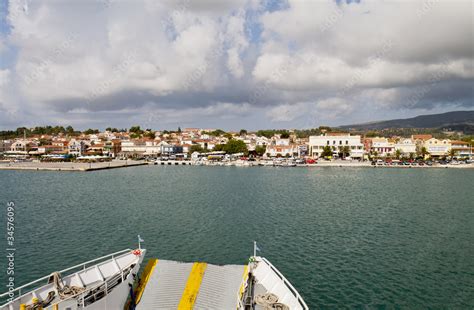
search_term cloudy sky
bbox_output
[0,0,472,130]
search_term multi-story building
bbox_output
[121,140,146,154]
[450,140,472,158]
[37,145,65,154]
[103,140,122,157]
[308,133,364,158]
[370,137,395,156]
[160,142,183,155]
[68,139,86,156]
[0,140,12,153]
[424,138,451,157]
[10,140,35,153]
[265,144,299,157]
[394,138,417,156]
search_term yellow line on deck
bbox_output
[238,265,249,299]
[178,262,207,310]
[135,258,158,304]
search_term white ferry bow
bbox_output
[0,243,308,310]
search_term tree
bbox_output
[189,145,204,153]
[419,146,429,159]
[280,132,290,139]
[371,150,379,160]
[338,145,351,159]
[38,138,51,146]
[344,146,351,155]
[239,129,247,136]
[129,126,143,134]
[321,145,332,158]
[144,131,156,139]
[447,148,457,159]
[223,139,248,154]
[255,145,266,156]
[66,126,75,134]
[84,128,99,135]
[395,149,402,159]
[177,127,182,133]
[256,130,274,138]
[209,129,225,136]
[213,144,225,152]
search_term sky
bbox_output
[0,0,473,131]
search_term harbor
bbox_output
[1,158,472,172]
[1,165,473,308]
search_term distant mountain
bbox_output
[340,111,474,132]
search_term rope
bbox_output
[255,293,289,310]
[51,271,86,299]
[25,291,55,310]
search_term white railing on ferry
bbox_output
[0,248,132,303]
[261,257,309,310]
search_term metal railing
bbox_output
[0,248,132,306]
[260,257,309,310]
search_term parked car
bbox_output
[306,158,316,164]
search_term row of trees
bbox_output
[0,126,80,139]
[190,139,249,155]
[318,145,460,160]
[371,147,459,160]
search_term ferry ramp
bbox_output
[135,259,247,310]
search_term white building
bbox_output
[10,140,34,153]
[68,139,86,156]
[394,138,416,156]
[265,144,299,157]
[274,138,290,146]
[450,140,472,158]
[121,140,146,154]
[255,136,270,147]
[308,133,364,158]
[371,138,395,156]
[424,138,451,157]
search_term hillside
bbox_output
[340,111,474,132]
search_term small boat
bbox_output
[1,241,308,310]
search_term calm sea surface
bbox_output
[1,166,473,308]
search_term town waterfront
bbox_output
[1,166,473,308]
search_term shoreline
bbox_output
[0,160,472,172]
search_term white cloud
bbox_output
[0,0,472,129]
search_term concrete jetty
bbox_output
[0,160,147,172]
